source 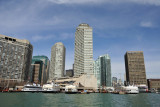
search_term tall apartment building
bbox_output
[94,54,112,88]
[0,34,33,87]
[125,51,147,85]
[49,42,65,80]
[74,23,93,76]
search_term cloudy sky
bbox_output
[0,0,160,79]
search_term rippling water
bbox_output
[0,93,160,107]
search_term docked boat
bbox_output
[42,82,60,93]
[124,85,139,94]
[65,85,79,94]
[22,83,42,92]
[81,90,90,94]
[137,85,148,93]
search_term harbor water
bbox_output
[0,93,160,107]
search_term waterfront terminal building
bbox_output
[0,34,33,87]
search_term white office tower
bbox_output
[49,42,65,80]
[74,23,93,77]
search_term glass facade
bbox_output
[30,56,50,84]
[94,54,112,88]
[30,59,43,84]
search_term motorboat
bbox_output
[42,82,60,93]
[124,85,139,94]
[137,85,148,93]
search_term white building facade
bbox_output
[74,23,93,76]
[49,42,65,80]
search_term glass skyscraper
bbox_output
[30,55,50,84]
[94,54,112,88]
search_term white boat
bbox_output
[65,85,79,94]
[22,83,42,92]
[42,82,60,93]
[137,85,148,93]
[124,85,139,94]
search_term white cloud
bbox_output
[140,21,153,28]
[47,0,160,6]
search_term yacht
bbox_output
[42,82,60,93]
[65,85,79,94]
[124,85,139,94]
[22,83,42,92]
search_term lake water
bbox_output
[0,93,160,107]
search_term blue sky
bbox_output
[0,0,160,79]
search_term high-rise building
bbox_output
[30,56,49,85]
[112,77,117,87]
[30,60,43,84]
[66,69,74,77]
[94,54,112,87]
[125,51,147,85]
[0,34,33,87]
[49,42,65,80]
[74,23,93,76]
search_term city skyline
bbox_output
[0,0,160,79]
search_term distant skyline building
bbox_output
[0,34,33,87]
[74,23,93,76]
[94,54,112,88]
[125,51,147,86]
[66,69,74,77]
[112,77,117,87]
[49,42,65,80]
